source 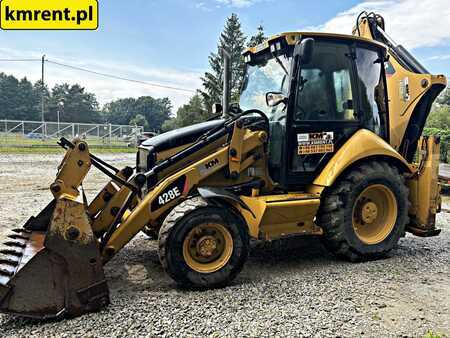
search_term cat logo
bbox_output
[205,158,219,170]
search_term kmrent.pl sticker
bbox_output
[0,0,98,30]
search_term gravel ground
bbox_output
[0,153,449,337]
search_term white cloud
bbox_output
[195,2,213,12]
[0,48,202,111]
[427,54,450,61]
[195,0,267,12]
[214,0,267,8]
[306,0,450,49]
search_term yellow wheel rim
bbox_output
[352,184,397,245]
[182,223,233,274]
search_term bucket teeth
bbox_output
[0,258,19,267]
[0,266,15,277]
[0,230,28,284]
[3,241,26,249]
[8,234,29,241]
[11,228,31,234]
[0,249,23,257]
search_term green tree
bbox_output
[424,105,450,163]
[0,73,40,120]
[129,113,149,130]
[34,80,51,121]
[47,83,101,123]
[200,13,247,112]
[423,127,450,163]
[0,71,174,130]
[426,105,450,130]
[102,98,137,125]
[436,86,450,106]
[162,93,207,131]
[134,96,172,131]
[247,25,267,48]
[102,96,172,131]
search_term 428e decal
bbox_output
[151,175,187,212]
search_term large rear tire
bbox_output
[158,197,249,288]
[317,161,409,261]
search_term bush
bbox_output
[423,127,450,163]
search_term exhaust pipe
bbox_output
[221,48,231,117]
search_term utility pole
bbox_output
[41,55,46,137]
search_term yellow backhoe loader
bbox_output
[0,12,446,319]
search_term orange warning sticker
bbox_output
[298,143,334,155]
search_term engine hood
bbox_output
[140,119,225,153]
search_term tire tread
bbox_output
[317,161,409,261]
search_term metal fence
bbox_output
[0,120,144,146]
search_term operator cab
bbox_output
[241,33,389,188]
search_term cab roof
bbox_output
[244,31,387,55]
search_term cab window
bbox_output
[295,41,356,121]
[355,45,388,138]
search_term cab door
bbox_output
[285,39,360,187]
[283,38,389,188]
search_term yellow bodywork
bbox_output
[46,139,96,244]
[311,129,412,189]
[407,136,442,234]
[239,194,322,239]
[50,139,91,199]
[385,60,446,151]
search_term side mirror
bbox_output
[266,92,287,107]
[294,38,314,64]
[212,103,223,115]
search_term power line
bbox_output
[0,58,41,62]
[46,60,196,94]
[0,57,197,94]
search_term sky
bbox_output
[1,0,449,111]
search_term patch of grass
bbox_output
[372,312,382,321]
[0,146,136,154]
[0,134,132,148]
[0,134,137,154]
[423,331,444,338]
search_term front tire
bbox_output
[317,161,409,261]
[158,197,249,288]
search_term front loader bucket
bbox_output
[0,198,109,319]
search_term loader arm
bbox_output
[101,126,266,260]
[0,113,267,319]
